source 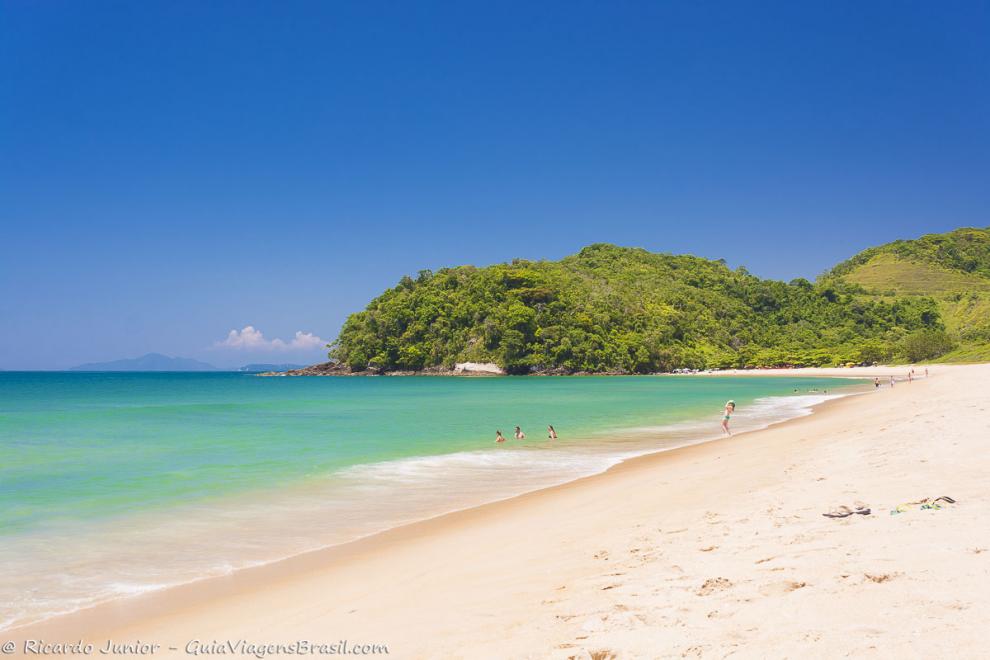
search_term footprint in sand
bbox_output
[699,545,718,552]
[588,650,618,660]
[760,580,808,596]
[864,572,901,584]
[696,577,732,596]
[944,601,970,611]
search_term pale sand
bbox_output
[10,365,990,658]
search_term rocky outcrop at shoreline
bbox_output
[258,361,504,377]
[259,360,648,377]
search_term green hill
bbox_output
[829,227,990,362]
[330,243,944,373]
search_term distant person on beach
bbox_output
[890,376,895,388]
[908,371,913,383]
[925,367,929,377]
[514,426,525,440]
[874,377,880,389]
[495,430,506,443]
[547,425,558,440]
[721,400,735,435]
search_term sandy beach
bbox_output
[10,365,990,659]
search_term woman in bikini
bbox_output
[495,430,506,443]
[721,400,735,435]
[547,425,557,440]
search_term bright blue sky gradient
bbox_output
[2,1,988,369]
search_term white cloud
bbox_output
[215,326,327,352]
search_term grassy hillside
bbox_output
[831,227,990,280]
[838,253,990,296]
[330,244,940,373]
[829,227,990,362]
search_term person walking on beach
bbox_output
[889,376,895,388]
[514,426,526,440]
[547,425,558,440]
[495,430,506,443]
[874,377,880,389]
[908,371,913,383]
[925,367,929,378]
[721,400,735,435]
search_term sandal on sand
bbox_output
[823,505,871,518]
[823,506,854,518]
[921,496,957,510]
[891,496,957,515]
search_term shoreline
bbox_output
[4,375,864,635]
[8,370,878,634]
[11,365,987,658]
[260,362,929,377]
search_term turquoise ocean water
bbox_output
[0,372,861,630]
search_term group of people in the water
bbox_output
[500,407,738,443]
[499,369,933,445]
[496,425,557,443]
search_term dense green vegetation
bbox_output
[330,242,948,373]
[829,227,990,363]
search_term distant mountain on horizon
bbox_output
[236,363,307,373]
[70,353,219,372]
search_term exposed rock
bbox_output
[259,359,674,377]
[258,361,356,377]
[453,362,506,375]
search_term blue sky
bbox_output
[2,1,988,369]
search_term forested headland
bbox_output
[316,227,989,374]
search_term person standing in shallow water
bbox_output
[514,426,526,440]
[721,400,735,435]
[547,425,557,440]
[495,430,506,443]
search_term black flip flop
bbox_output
[823,506,854,518]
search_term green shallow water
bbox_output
[0,371,861,630]
[2,371,846,534]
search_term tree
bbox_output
[900,330,954,363]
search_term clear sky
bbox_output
[2,1,988,369]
